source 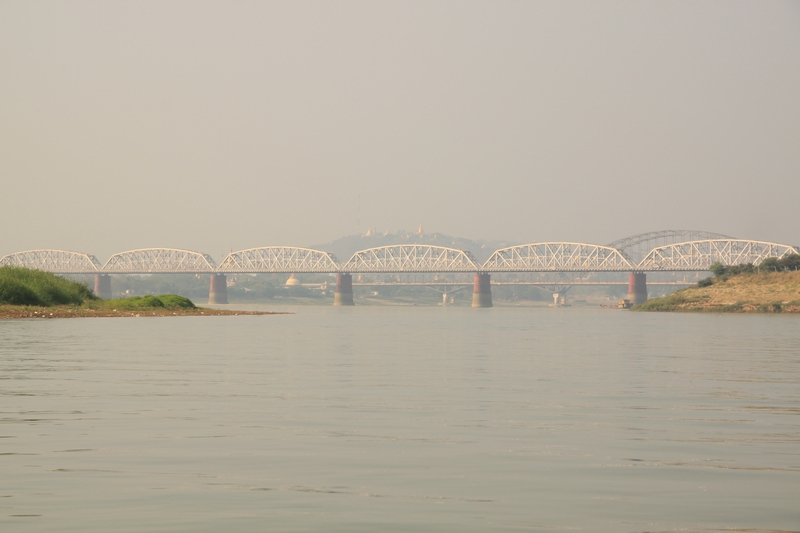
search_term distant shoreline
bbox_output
[0,305,288,320]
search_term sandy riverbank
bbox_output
[634,271,800,313]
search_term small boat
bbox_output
[600,299,632,309]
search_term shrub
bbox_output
[140,295,166,308]
[697,277,713,288]
[0,266,95,306]
[709,261,726,277]
[759,257,783,272]
[156,294,196,309]
[105,294,196,310]
[0,278,44,305]
[780,254,800,271]
[728,263,754,275]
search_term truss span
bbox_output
[482,243,634,272]
[343,245,478,273]
[608,230,734,264]
[0,249,102,273]
[638,240,799,271]
[102,248,217,274]
[218,247,340,273]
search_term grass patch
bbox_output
[92,294,197,310]
[634,289,697,311]
[635,299,685,311]
[0,266,96,306]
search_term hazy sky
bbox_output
[2,1,798,261]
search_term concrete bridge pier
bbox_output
[334,273,354,306]
[627,272,648,305]
[209,274,229,304]
[94,274,112,300]
[471,273,493,308]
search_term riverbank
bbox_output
[634,270,800,313]
[0,304,287,319]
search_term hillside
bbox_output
[635,271,800,313]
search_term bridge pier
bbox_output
[93,274,112,299]
[334,273,354,306]
[627,272,648,305]
[209,274,229,304]
[472,273,492,308]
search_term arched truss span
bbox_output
[218,247,340,273]
[481,243,634,272]
[608,230,734,264]
[0,250,102,273]
[343,245,478,273]
[102,248,217,273]
[638,240,799,271]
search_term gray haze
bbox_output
[2,1,799,262]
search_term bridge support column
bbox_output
[334,273,354,306]
[94,274,112,300]
[209,274,228,304]
[472,273,492,308]
[627,272,647,305]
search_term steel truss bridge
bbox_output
[1,233,797,276]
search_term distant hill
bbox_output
[311,231,515,264]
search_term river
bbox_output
[2,306,799,532]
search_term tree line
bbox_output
[697,254,800,287]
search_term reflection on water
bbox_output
[1,307,799,532]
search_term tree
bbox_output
[759,257,783,272]
[779,254,800,271]
[728,263,754,275]
[709,261,727,277]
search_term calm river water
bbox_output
[1,306,799,532]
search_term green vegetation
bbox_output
[0,266,96,306]
[694,254,800,291]
[1,267,193,311]
[86,294,197,311]
[709,254,800,278]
